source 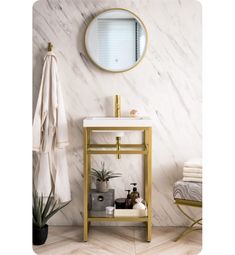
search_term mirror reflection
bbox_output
[85,9,147,72]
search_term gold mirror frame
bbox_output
[84,8,148,73]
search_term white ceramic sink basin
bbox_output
[83,117,152,127]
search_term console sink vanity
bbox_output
[82,6,153,241]
[83,115,152,242]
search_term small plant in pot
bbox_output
[90,162,122,192]
[33,188,70,245]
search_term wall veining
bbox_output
[33,0,202,226]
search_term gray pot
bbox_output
[96,181,109,192]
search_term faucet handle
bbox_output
[114,95,121,117]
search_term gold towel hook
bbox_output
[47,42,53,52]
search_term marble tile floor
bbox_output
[33,226,202,255]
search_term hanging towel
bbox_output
[33,51,71,202]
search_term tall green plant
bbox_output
[90,161,122,182]
[33,188,70,228]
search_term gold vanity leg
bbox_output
[83,127,89,241]
[87,128,91,234]
[87,128,91,189]
[146,127,152,242]
[144,130,148,203]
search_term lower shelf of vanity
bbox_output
[88,209,148,222]
[88,216,148,222]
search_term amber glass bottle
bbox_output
[130,183,140,206]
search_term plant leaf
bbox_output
[90,162,122,181]
[42,189,54,219]
[33,185,70,228]
[44,201,71,223]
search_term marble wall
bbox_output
[33,0,202,226]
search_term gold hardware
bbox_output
[47,42,53,52]
[83,126,152,242]
[175,199,202,208]
[114,95,121,117]
[83,128,89,242]
[89,144,145,148]
[116,136,121,159]
[88,137,148,156]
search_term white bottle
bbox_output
[133,198,146,210]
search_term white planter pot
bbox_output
[96,181,109,192]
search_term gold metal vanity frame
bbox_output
[83,126,152,242]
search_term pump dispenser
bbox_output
[130,183,140,206]
[125,190,132,209]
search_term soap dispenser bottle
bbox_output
[125,190,132,209]
[130,183,140,206]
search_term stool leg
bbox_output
[176,204,202,225]
[174,204,202,242]
[174,226,202,242]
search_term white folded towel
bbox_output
[183,177,202,183]
[183,172,202,178]
[184,158,202,168]
[183,167,202,174]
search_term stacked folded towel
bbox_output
[183,158,202,183]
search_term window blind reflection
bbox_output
[97,19,144,70]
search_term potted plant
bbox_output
[90,162,122,192]
[33,188,70,245]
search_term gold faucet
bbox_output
[114,95,121,117]
[114,95,121,158]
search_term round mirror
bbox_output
[85,8,148,72]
